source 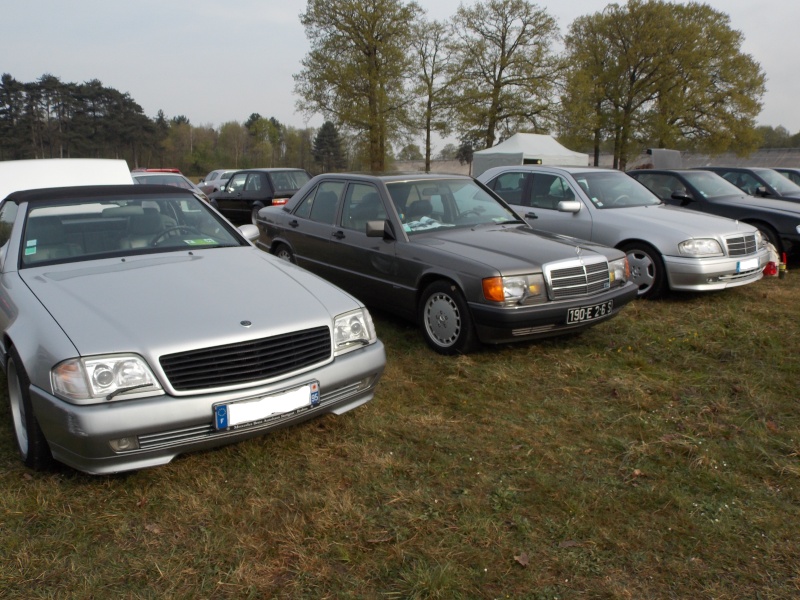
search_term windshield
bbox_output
[757,169,800,194]
[21,193,243,267]
[575,172,661,208]
[386,178,521,234]
[681,171,747,198]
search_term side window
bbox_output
[226,173,248,194]
[0,201,19,248]
[244,174,262,192]
[491,172,528,206]
[529,174,561,209]
[308,181,346,224]
[636,174,679,200]
[341,184,386,232]
[548,177,575,201]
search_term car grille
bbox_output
[545,258,610,300]
[726,233,758,256]
[160,326,331,392]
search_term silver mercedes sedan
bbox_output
[478,166,770,298]
[0,182,385,474]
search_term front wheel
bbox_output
[7,348,53,471]
[620,242,667,299]
[419,281,477,355]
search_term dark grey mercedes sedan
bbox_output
[255,173,638,354]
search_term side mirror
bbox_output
[366,219,395,240]
[756,185,769,197]
[670,189,693,204]
[557,200,582,213]
[238,224,260,241]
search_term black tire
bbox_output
[273,243,295,264]
[251,203,264,226]
[749,222,780,254]
[620,242,667,299]
[419,281,478,355]
[6,347,53,471]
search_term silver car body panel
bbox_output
[478,166,769,292]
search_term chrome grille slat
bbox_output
[160,326,331,391]
[726,233,757,256]
[546,258,610,299]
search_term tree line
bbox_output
[0,0,792,174]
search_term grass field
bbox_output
[0,272,798,599]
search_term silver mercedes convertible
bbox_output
[0,166,384,474]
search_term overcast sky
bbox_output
[4,0,798,151]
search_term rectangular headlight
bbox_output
[608,257,630,286]
[482,274,546,305]
[333,308,377,355]
[51,355,162,402]
[679,238,723,256]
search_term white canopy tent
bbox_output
[471,133,589,177]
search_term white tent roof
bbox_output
[472,133,589,177]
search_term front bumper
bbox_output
[469,281,638,345]
[29,341,386,475]
[663,249,769,292]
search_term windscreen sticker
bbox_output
[26,239,37,247]
[24,247,37,255]
[184,238,217,245]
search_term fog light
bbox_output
[109,437,139,452]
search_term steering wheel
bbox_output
[611,194,630,206]
[455,209,482,222]
[151,225,201,247]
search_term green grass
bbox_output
[1,273,798,599]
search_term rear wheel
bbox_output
[273,243,295,264]
[621,242,667,299]
[251,203,264,226]
[419,281,477,355]
[7,347,53,471]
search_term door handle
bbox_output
[289,220,299,228]
[332,230,346,240]
[525,211,538,219]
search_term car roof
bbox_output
[480,165,619,176]
[6,184,194,205]
[311,172,473,183]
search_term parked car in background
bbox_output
[210,168,312,226]
[628,168,800,258]
[773,167,800,187]
[694,166,800,202]
[477,165,769,298]
[256,172,638,355]
[198,168,237,196]
[132,171,209,202]
[0,158,133,199]
[0,167,384,474]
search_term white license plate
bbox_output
[566,300,613,324]
[737,258,759,272]
[214,382,320,430]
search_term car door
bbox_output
[509,171,593,241]
[215,172,249,222]
[327,182,399,308]
[282,181,345,283]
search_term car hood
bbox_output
[413,224,620,269]
[20,248,357,358]
[603,204,756,237]
[707,194,800,216]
